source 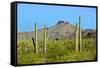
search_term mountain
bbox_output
[82,29,96,38]
[17,20,96,40]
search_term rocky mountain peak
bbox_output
[57,20,69,25]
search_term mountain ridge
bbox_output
[17,20,96,40]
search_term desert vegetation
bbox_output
[17,16,96,64]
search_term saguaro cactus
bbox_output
[34,22,38,54]
[75,16,82,52]
[75,23,79,52]
[79,16,82,51]
[46,28,49,41]
[43,25,47,53]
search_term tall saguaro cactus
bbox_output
[79,16,82,51]
[75,16,82,52]
[43,25,47,53]
[75,23,79,52]
[34,22,38,54]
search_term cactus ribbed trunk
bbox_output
[43,25,46,53]
[79,16,82,51]
[75,23,79,52]
[75,16,82,52]
[34,22,38,54]
[47,28,48,41]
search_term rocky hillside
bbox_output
[17,20,96,40]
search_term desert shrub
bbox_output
[17,38,96,64]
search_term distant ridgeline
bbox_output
[17,20,96,40]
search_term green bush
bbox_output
[17,38,96,64]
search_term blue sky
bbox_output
[17,3,96,32]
